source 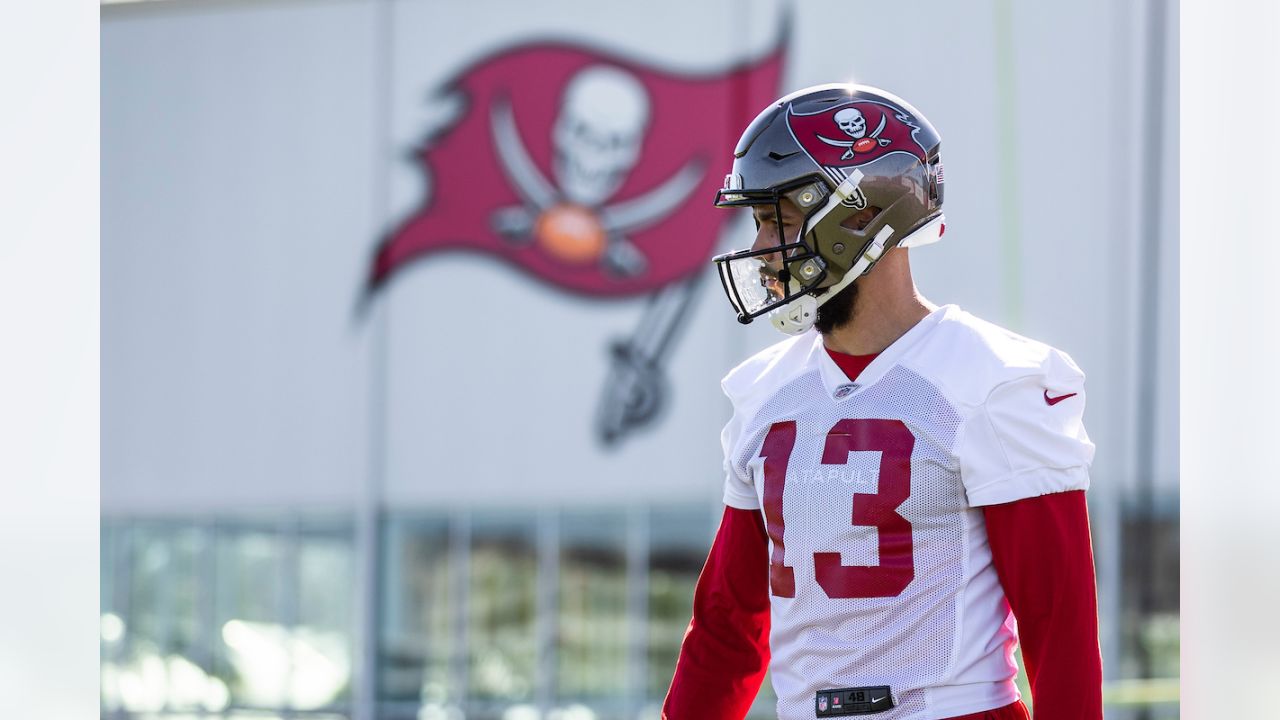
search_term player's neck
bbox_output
[822,249,936,356]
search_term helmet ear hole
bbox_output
[840,205,883,232]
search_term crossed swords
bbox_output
[488,97,708,446]
[489,98,703,277]
[817,112,892,160]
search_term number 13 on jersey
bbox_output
[760,418,916,599]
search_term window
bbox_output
[645,506,713,702]
[297,522,357,708]
[100,517,354,719]
[557,511,628,706]
[379,516,454,714]
[105,505,724,719]
[216,525,286,708]
[376,504,719,720]
[100,523,209,715]
[466,513,539,712]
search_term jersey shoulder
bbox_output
[720,330,820,413]
[899,306,1086,411]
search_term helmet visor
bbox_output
[714,240,825,322]
[721,253,787,317]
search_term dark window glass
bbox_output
[378,516,453,709]
[467,514,537,707]
[557,511,628,705]
[646,506,713,701]
[215,525,285,708]
[296,521,358,710]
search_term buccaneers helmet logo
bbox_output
[786,100,928,170]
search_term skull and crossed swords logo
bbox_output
[818,106,893,160]
[489,65,703,278]
[488,65,707,445]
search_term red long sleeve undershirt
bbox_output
[662,505,773,720]
[984,490,1103,719]
[662,349,1102,720]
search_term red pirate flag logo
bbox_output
[368,43,784,296]
[365,38,785,445]
[786,100,927,170]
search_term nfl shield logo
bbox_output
[818,695,829,712]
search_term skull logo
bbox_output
[552,65,651,207]
[834,107,867,139]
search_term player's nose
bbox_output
[751,222,776,254]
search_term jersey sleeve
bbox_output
[721,408,760,510]
[958,348,1096,507]
[715,334,811,511]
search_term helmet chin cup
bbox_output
[899,214,946,249]
[769,294,818,335]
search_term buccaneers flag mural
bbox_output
[366,36,786,446]
[368,42,784,296]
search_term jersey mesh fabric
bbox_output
[732,365,988,720]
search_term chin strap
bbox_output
[766,213,946,336]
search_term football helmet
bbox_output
[713,84,946,335]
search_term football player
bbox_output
[662,85,1102,720]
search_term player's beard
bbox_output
[814,280,858,335]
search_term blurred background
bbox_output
[99,1,1178,719]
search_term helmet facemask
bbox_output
[714,169,899,335]
[712,176,833,325]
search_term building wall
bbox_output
[103,0,1177,514]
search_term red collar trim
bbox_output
[824,346,880,383]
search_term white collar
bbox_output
[813,304,957,402]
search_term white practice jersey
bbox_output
[720,304,1094,720]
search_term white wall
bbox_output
[102,0,1177,513]
[102,0,380,513]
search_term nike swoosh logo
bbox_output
[872,696,887,704]
[1044,389,1078,406]
[768,150,803,161]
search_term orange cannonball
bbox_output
[534,204,607,264]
